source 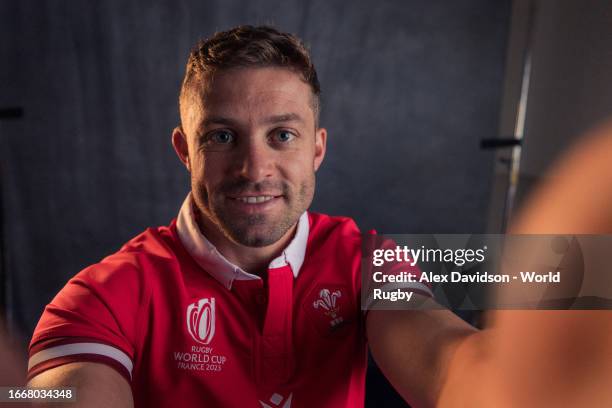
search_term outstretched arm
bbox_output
[366,296,484,408]
[369,121,612,408]
[28,362,133,408]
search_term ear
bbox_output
[313,127,327,172]
[172,126,191,171]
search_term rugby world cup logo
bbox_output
[313,288,344,328]
[186,298,216,345]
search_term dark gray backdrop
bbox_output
[0,0,510,405]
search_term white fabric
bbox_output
[28,342,133,378]
[176,194,309,289]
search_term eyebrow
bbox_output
[201,116,239,128]
[201,113,305,129]
[262,113,305,125]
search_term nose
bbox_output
[235,137,274,182]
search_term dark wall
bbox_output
[0,0,510,405]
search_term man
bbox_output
[27,25,479,407]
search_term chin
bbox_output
[222,221,290,247]
[229,231,281,248]
[239,236,277,248]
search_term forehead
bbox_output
[199,67,315,124]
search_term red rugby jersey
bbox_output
[29,196,369,407]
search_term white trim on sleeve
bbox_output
[28,342,134,378]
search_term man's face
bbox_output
[174,67,326,247]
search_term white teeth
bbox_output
[236,196,274,203]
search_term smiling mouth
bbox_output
[227,194,284,204]
[234,196,274,203]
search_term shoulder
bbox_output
[66,222,182,297]
[96,221,179,269]
[307,212,362,256]
[29,222,184,382]
[308,212,361,238]
[114,222,180,261]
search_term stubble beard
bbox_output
[193,176,314,248]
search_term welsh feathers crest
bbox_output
[313,288,344,327]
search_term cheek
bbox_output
[281,153,305,175]
[189,155,221,193]
[282,151,317,188]
[285,142,317,172]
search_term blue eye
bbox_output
[201,130,235,151]
[212,131,234,144]
[275,130,295,143]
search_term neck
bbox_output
[194,208,297,276]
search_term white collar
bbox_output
[176,194,309,290]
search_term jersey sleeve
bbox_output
[28,254,149,383]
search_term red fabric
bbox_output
[29,213,367,407]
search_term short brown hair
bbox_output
[179,25,321,128]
